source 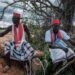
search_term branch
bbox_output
[0,0,20,20]
[30,1,51,17]
[53,58,75,75]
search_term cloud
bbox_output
[49,0,55,4]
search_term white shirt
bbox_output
[45,29,70,43]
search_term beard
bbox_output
[53,29,58,33]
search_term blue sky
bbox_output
[0,0,27,28]
[50,0,55,3]
[0,0,55,3]
[0,0,56,28]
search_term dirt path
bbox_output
[0,58,24,75]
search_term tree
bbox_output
[0,0,75,31]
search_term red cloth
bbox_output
[13,12,20,17]
[51,30,62,44]
[51,20,60,25]
[13,24,23,46]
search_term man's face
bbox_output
[12,16,20,26]
[52,24,60,33]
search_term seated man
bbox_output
[0,11,43,72]
[45,19,75,72]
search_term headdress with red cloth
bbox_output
[13,8,23,18]
[51,19,62,43]
[13,12,20,17]
[51,19,60,25]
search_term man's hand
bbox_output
[34,50,44,57]
[0,26,12,37]
[0,33,2,37]
[63,48,68,53]
[0,34,1,37]
[47,43,69,53]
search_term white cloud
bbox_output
[0,21,12,28]
[50,0,55,4]
[0,0,14,3]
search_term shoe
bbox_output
[3,65,10,73]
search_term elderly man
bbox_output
[0,11,43,72]
[45,19,75,73]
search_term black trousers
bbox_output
[3,52,30,69]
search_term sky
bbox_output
[0,0,56,28]
[0,0,55,3]
[0,0,14,3]
[0,0,27,28]
[50,0,55,4]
